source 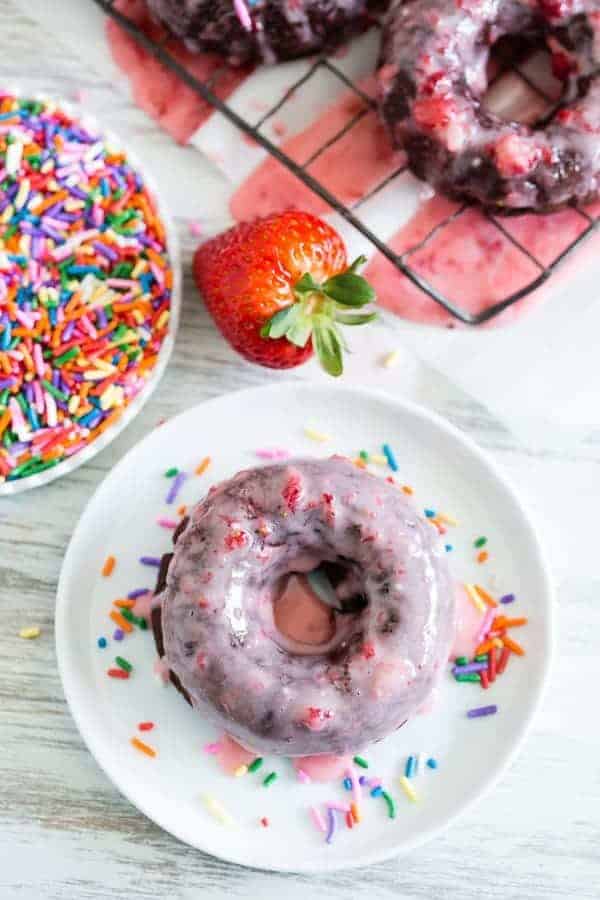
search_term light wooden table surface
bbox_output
[1,3,599,898]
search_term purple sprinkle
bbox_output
[325,806,336,844]
[139,556,161,567]
[500,594,515,604]
[94,240,119,262]
[0,377,16,390]
[113,629,125,641]
[62,320,75,342]
[128,588,150,599]
[358,775,367,786]
[166,471,187,505]
[452,661,489,675]
[467,705,498,719]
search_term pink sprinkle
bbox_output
[326,801,351,813]
[204,742,223,755]
[157,517,178,529]
[188,221,203,237]
[309,806,327,833]
[475,607,496,645]
[296,768,312,784]
[255,447,291,460]
[233,0,252,31]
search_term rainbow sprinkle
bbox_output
[0,94,173,486]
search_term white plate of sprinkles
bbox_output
[56,383,553,872]
[0,91,181,495]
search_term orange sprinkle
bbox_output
[102,555,116,577]
[475,637,503,657]
[494,616,528,629]
[33,188,68,215]
[502,635,525,656]
[130,736,157,758]
[477,550,489,564]
[110,609,133,634]
[195,456,211,477]
[474,585,498,608]
[401,485,413,495]
[354,458,367,469]
[350,802,361,824]
[114,598,135,609]
[0,410,11,438]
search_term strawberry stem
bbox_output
[260,256,377,377]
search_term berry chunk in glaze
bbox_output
[144,0,386,65]
[378,0,600,212]
[153,457,454,756]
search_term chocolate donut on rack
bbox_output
[145,0,386,65]
[378,0,600,212]
[151,457,455,756]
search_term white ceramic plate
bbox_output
[0,93,181,496]
[56,383,553,872]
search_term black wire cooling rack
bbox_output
[93,0,600,325]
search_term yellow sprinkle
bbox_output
[465,583,486,613]
[131,259,147,278]
[156,310,170,331]
[304,426,331,443]
[84,370,110,381]
[437,512,459,527]
[399,776,418,802]
[234,764,248,777]
[92,358,117,374]
[203,794,235,826]
[370,454,388,466]
[382,350,400,369]
[19,626,41,640]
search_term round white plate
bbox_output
[0,94,181,496]
[56,383,553,872]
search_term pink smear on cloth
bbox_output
[230,78,404,220]
[292,754,353,782]
[215,733,257,774]
[452,584,487,659]
[106,0,251,144]
[365,199,600,327]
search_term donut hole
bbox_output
[272,561,368,655]
[482,37,562,126]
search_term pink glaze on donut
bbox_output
[158,457,455,756]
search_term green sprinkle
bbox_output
[359,450,369,461]
[474,654,489,662]
[54,346,80,366]
[248,757,263,773]
[115,656,132,673]
[353,756,369,769]
[454,656,468,666]
[456,673,481,683]
[381,790,396,819]
[474,536,487,548]
[263,772,277,787]
[120,608,136,624]
[164,467,179,478]
[41,379,68,403]
[138,617,148,631]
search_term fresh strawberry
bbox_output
[193,210,376,375]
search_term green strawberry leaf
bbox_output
[313,322,343,377]
[286,313,313,348]
[321,271,375,307]
[294,272,320,295]
[334,311,378,326]
[260,304,299,339]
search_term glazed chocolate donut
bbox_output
[152,457,454,756]
[145,0,386,65]
[378,0,600,211]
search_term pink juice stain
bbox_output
[452,584,486,659]
[133,591,155,622]
[292,753,353,782]
[215,733,257,774]
[230,78,404,221]
[107,0,251,144]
